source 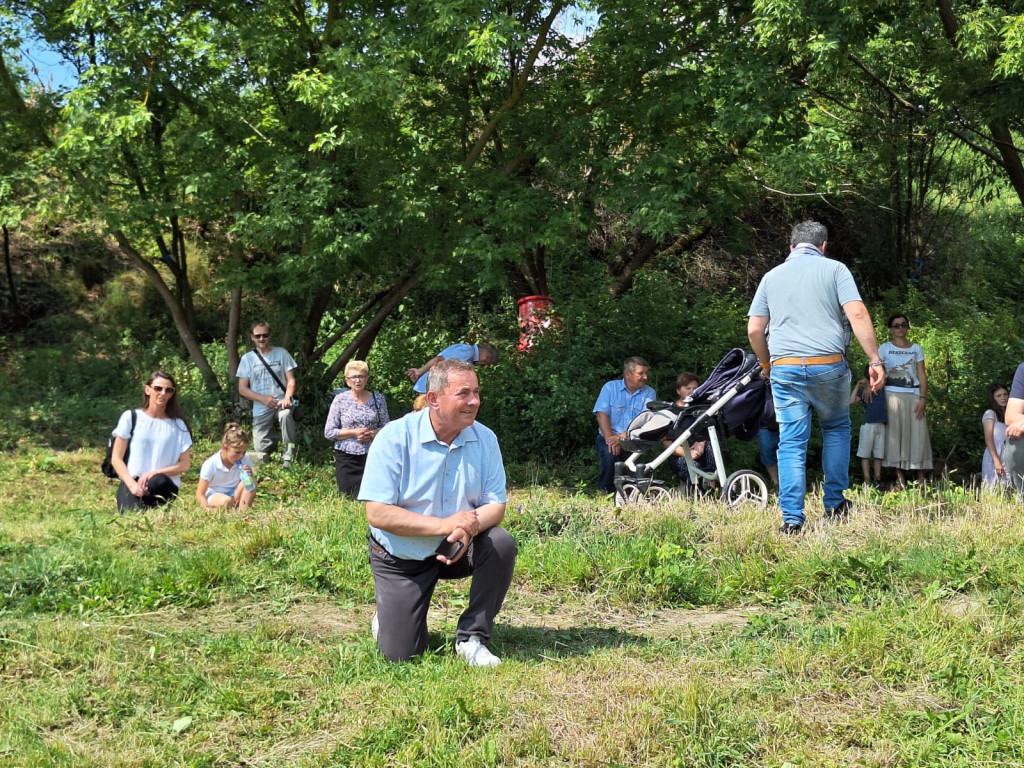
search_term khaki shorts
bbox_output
[856,422,886,459]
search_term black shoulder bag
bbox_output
[101,409,137,478]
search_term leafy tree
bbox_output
[0,13,63,329]
[752,0,1024,209]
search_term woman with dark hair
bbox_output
[879,313,933,486]
[110,371,193,513]
[982,383,1009,489]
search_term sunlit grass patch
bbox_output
[5,453,1024,766]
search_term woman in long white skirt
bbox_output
[879,314,932,486]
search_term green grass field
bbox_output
[2,446,1024,767]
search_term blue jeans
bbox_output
[770,361,852,526]
[595,433,625,494]
[759,428,780,468]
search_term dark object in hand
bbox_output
[435,538,465,560]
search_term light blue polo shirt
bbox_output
[592,379,657,434]
[413,344,480,394]
[747,244,861,360]
[358,408,507,560]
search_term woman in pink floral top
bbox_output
[324,360,389,495]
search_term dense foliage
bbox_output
[3,0,1024,477]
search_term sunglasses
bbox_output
[150,385,176,393]
[253,333,270,339]
[890,322,909,329]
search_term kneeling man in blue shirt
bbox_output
[359,359,517,666]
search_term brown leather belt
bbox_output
[772,354,844,367]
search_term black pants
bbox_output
[116,473,179,513]
[334,450,368,497]
[368,526,518,661]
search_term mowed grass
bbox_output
[3,448,1024,767]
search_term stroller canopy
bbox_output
[687,348,766,441]
[620,348,767,451]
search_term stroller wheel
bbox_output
[722,470,769,510]
[619,481,673,506]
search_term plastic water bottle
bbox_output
[237,461,256,492]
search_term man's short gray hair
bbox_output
[623,356,649,373]
[428,358,475,394]
[790,221,828,248]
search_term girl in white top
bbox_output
[196,423,258,509]
[982,383,1009,489]
[878,314,933,486]
[111,371,193,513]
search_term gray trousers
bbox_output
[369,526,518,662]
[1003,436,1024,493]
[251,407,296,463]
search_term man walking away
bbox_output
[747,221,885,535]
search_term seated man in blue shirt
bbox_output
[405,342,499,395]
[359,359,517,666]
[592,356,656,494]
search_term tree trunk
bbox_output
[504,245,549,299]
[302,285,334,364]
[934,0,1024,207]
[112,230,221,391]
[312,288,388,362]
[2,224,22,326]
[608,223,713,297]
[227,286,242,379]
[988,123,1024,208]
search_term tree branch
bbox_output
[325,262,424,382]
[846,55,1003,166]
[463,3,565,169]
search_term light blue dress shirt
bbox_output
[358,409,507,560]
[592,379,657,434]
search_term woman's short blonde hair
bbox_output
[345,360,369,378]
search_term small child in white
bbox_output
[196,423,257,509]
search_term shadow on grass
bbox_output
[427,624,648,662]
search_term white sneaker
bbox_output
[455,636,502,667]
[371,611,379,642]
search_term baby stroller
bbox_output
[614,348,770,509]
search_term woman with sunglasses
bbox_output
[324,360,390,496]
[879,314,932,486]
[110,371,194,512]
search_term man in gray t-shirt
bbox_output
[237,321,298,467]
[747,221,885,534]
